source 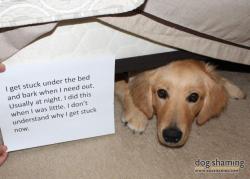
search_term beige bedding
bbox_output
[99,14,250,65]
[143,0,250,47]
[99,0,250,65]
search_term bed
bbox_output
[1,0,249,66]
[1,1,250,179]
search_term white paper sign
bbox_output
[0,54,115,152]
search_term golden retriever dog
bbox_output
[115,60,246,147]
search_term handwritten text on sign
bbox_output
[0,54,115,151]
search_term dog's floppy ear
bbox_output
[129,71,155,118]
[222,78,246,99]
[196,63,228,125]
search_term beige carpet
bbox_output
[0,71,249,179]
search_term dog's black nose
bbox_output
[163,127,182,143]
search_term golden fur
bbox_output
[116,60,246,147]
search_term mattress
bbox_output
[4,19,175,66]
[0,0,144,28]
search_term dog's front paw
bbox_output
[122,109,148,133]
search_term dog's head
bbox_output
[129,60,245,147]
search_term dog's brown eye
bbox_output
[187,93,199,103]
[157,89,168,99]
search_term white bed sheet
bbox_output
[4,19,175,66]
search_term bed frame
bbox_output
[115,50,250,75]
